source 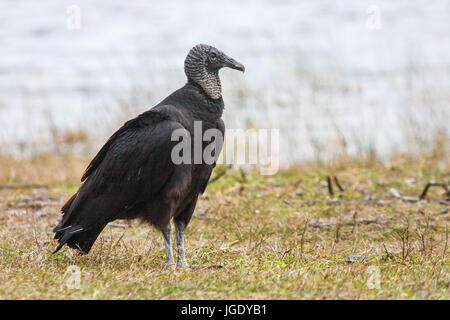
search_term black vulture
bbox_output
[53,44,245,268]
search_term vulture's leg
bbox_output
[174,197,197,269]
[162,223,175,268]
[175,220,188,268]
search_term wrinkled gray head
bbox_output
[184,44,245,100]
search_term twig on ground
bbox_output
[333,176,344,192]
[419,181,450,200]
[395,220,412,264]
[327,176,334,196]
[335,216,342,243]
[326,175,344,196]
[382,243,394,260]
[299,218,309,258]
[351,211,358,233]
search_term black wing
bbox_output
[54,109,186,251]
[81,109,170,182]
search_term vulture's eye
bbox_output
[210,52,217,61]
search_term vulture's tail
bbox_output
[53,224,106,254]
[53,190,110,254]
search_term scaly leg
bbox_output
[175,220,188,268]
[162,223,175,269]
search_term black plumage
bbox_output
[53,44,244,268]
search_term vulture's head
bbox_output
[184,44,245,100]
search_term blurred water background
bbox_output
[0,0,449,164]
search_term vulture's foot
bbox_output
[176,260,189,269]
[166,262,176,270]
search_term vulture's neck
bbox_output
[187,70,222,100]
[185,79,224,120]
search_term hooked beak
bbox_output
[224,57,245,73]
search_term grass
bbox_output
[0,152,448,299]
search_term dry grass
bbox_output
[0,153,448,299]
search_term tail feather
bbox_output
[54,187,115,254]
[53,227,84,253]
[53,225,105,254]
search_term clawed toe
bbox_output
[166,262,176,270]
[176,261,189,269]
